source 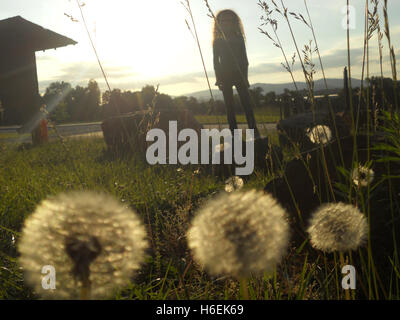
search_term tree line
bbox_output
[41,80,281,123]
[39,76,398,124]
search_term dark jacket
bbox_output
[213,35,250,88]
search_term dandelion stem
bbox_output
[279,0,316,115]
[184,0,217,116]
[80,278,91,300]
[240,277,249,300]
[75,0,138,152]
[303,0,345,169]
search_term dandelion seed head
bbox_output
[307,202,368,252]
[351,164,374,187]
[307,125,332,145]
[224,176,244,193]
[18,191,148,299]
[187,190,289,278]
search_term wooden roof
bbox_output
[0,16,77,52]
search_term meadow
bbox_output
[0,113,399,300]
[0,136,271,299]
[1,0,400,300]
[194,108,281,124]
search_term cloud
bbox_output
[250,45,396,76]
[38,43,398,95]
[36,55,56,62]
[145,71,204,86]
[58,61,137,80]
[318,47,365,69]
[39,64,212,93]
[249,62,284,75]
[248,47,365,75]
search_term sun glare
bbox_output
[83,1,193,81]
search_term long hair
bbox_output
[212,9,245,44]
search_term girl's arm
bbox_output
[213,40,222,86]
[240,37,249,79]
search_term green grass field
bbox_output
[0,137,275,299]
[0,135,316,300]
[0,124,398,300]
[195,110,280,124]
[0,132,29,141]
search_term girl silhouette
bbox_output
[213,9,260,139]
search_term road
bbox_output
[0,122,277,144]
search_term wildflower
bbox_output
[187,190,289,278]
[306,125,332,145]
[224,176,244,192]
[351,164,374,187]
[18,191,148,299]
[307,202,368,252]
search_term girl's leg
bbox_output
[221,85,238,133]
[236,83,261,139]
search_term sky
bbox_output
[1,0,400,97]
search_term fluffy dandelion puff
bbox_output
[18,191,148,299]
[307,202,368,252]
[307,125,332,145]
[351,164,374,187]
[187,190,289,278]
[225,176,244,193]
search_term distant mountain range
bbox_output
[182,78,365,101]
